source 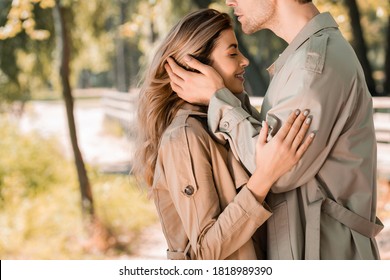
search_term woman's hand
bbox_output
[247,109,315,202]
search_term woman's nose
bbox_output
[241,54,249,67]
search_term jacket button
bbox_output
[184,185,194,196]
[222,122,229,129]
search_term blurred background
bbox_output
[0,0,390,259]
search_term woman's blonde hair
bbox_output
[133,9,232,186]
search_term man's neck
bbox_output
[270,2,320,44]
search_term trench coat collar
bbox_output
[267,12,339,77]
[176,102,208,118]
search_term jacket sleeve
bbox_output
[207,66,368,193]
[261,66,358,192]
[208,88,261,174]
[158,122,271,260]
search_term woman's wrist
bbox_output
[246,169,275,203]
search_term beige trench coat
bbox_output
[208,13,383,259]
[152,104,272,260]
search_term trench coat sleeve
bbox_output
[158,120,271,260]
[208,89,261,174]
[208,54,374,195]
[259,66,366,193]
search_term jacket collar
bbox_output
[176,102,208,118]
[267,12,339,77]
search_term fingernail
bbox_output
[184,55,192,62]
[310,132,316,138]
[262,121,266,127]
[303,110,309,117]
[305,117,312,124]
[295,109,300,116]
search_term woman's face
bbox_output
[209,29,249,95]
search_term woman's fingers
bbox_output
[257,121,269,148]
[296,131,316,158]
[274,109,300,140]
[270,108,315,159]
[283,109,310,145]
[291,115,312,150]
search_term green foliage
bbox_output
[0,0,119,103]
[2,0,390,101]
[91,174,157,245]
[0,118,68,198]
[0,173,157,259]
[315,0,390,87]
[0,117,157,259]
[0,1,56,103]
[70,0,115,76]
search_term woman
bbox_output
[133,9,315,260]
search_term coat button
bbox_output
[222,121,229,129]
[184,185,194,196]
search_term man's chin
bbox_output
[240,24,256,35]
[242,29,254,35]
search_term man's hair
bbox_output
[297,0,312,3]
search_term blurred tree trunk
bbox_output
[384,14,390,96]
[53,2,95,223]
[344,0,378,96]
[115,0,130,92]
[54,1,115,251]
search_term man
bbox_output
[165,0,383,259]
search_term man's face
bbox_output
[225,0,276,34]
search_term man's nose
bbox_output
[225,0,236,7]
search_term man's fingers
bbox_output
[184,55,210,74]
[165,61,182,83]
[166,57,190,80]
[165,63,184,92]
[170,81,183,94]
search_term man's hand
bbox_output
[165,55,225,105]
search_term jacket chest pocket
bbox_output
[267,201,293,260]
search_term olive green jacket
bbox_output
[207,13,383,259]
